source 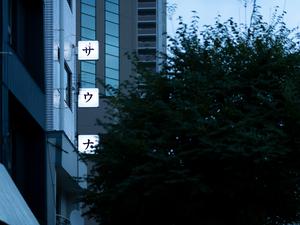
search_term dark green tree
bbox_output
[81,9,300,225]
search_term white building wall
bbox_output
[53,0,77,143]
[45,1,86,225]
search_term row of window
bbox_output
[80,0,96,88]
[80,0,120,92]
[105,0,120,92]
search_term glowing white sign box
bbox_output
[78,41,99,60]
[78,88,99,108]
[78,135,99,154]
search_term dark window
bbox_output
[0,221,8,225]
[64,62,72,108]
[67,0,72,10]
[9,0,45,91]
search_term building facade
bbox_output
[76,1,166,224]
[77,0,167,137]
[0,0,46,223]
[0,0,86,224]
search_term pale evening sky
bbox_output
[167,0,300,36]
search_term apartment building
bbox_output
[0,0,86,224]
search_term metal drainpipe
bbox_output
[59,0,65,131]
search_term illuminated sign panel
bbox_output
[78,41,99,60]
[78,135,99,154]
[78,88,99,107]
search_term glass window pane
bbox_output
[105,2,119,13]
[106,67,119,80]
[105,21,119,36]
[105,35,119,47]
[105,11,118,23]
[106,44,119,56]
[81,80,96,88]
[64,64,72,107]
[106,78,119,89]
[81,27,96,39]
[81,14,95,30]
[80,37,90,41]
[81,62,96,74]
[106,54,119,70]
[81,0,96,6]
[107,0,119,4]
[81,71,96,87]
[81,3,95,16]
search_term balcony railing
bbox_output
[138,41,156,48]
[138,28,156,35]
[138,15,156,21]
[138,2,156,8]
[56,214,71,225]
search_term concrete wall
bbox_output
[53,0,77,143]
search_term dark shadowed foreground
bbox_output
[81,8,300,225]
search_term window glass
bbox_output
[67,0,72,11]
[81,80,95,88]
[105,2,119,13]
[105,67,119,80]
[81,0,96,6]
[81,71,96,87]
[106,78,119,87]
[82,14,95,30]
[81,27,96,39]
[106,54,119,70]
[105,21,119,36]
[105,35,119,47]
[105,0,119,96]
[81,3,95,16]
[64,63,72,107]
[105,11,119,23]
[106,44,119,56]
[80,37,90,41]
[107,0,119,4]
[81,61,96,74]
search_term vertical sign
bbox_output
[78,41,99,60]
[78,88,99,107]
[78,135,99,154]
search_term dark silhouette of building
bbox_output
[0,0,86,224]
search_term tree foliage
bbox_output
[81,9,300,225]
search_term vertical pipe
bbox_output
[59,0,64,130]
